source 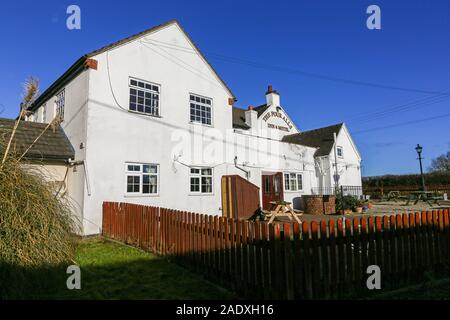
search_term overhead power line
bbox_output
[352,113,450,135]
[139,39,450,133]
[141,38,450,96]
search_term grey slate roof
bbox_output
[0,118,75,162]
[232,108,250,129]
[232,104,269,129]
[282,123,344,157]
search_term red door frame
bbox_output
[261,172,284,210]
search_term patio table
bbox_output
[405,191,442,206]
[265,201,302,224]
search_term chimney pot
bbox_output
[268,85,273,93]
[248,105,254,110]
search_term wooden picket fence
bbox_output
[102,202,450,299]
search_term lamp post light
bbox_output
[415,144,426,191]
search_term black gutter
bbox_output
[29,56,88,112]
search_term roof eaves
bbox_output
[29,56,88,112]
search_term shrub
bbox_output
[0,155,79,299]
[336,194,360,211]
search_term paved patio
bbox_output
[272,200,450,224]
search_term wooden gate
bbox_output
[221,175,260,220]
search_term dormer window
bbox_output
[129,78,160,116]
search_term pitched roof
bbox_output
[232,107,250,129]
[232,104,269,129]
[0,118,75,162]
[30,20,236,112]
[253,104,270,117]
[282,123,344,157]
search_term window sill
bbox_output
[124,194,160,198]
[188,193,214,197]
[284,190,304,193]
[189,121,213,128]
[128,110,162,118]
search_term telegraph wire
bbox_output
[141,38,450,127]
[112,38,450,135]
[141,38,450,96]
[348,95,450,125]
[352,112,450,135]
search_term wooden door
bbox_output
[261,172,284,210]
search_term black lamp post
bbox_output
[415,144,426,191]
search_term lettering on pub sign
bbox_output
[262,110,293,132]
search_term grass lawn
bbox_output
[44,238,235,300]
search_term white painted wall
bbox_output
[327,125,362,190]
[27,69,90,234]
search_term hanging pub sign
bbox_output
[262,110,293,132]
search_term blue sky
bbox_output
[0,0,449,176]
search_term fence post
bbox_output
[344,219,354,296]
[320,220,331,298]
[328,220,337,299]
[283,223,294,300]
[382,216,392,290]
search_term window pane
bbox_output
[190,177,200,192]
[201,177,212,193]
[297,175,303,190]
[291,178,297,191]
[284,174,290,191]
[191,168,200,174]
[264,177,270,193]
[126,175,140,193]
[201,168,212,176]
[274,175,280,193]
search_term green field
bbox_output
[42,238,235,300]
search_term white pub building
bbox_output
[25,20,362,236]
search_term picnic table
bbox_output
[385,191,407,202]
[405,191,443,206]
[264,201,303,224]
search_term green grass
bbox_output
[42,238,235,300]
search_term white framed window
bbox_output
[190,167,213,194]
[55,89,65,120]
[190,94,212,125]
[129,78,160,116]
[41,104,47,123]
[284,172,303,192]
[125,163,159,195]
[337,146,344,158]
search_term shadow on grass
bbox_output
[1,239,235,300]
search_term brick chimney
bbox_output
[265,84,280,107]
